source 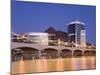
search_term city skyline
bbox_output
[11,1,96,44]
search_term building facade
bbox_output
[45,27,68,46]
[25,32,49,45]
[68,21,86,47]
[12,32,49,45]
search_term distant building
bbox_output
[11,32,20,42]
[45,27,68,46]
[24,32,49,45]
[12,32,49,45]
[67,21,86,47]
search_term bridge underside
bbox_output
[12,47,39,61]
[11,47,96,62]
[84,50,96,56]
[41,48,58,59]
[61,49,72,58]
[73,50,83,57]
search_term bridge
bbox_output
[11,42,96,61]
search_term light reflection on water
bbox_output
[11,56,96,74]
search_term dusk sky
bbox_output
[11,1,96,44]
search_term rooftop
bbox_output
[67,20,85,25]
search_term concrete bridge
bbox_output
[11,42,96,61]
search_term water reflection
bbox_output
[56,58,64,71]
[11,56,96,74]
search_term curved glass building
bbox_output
[68,21,86,47]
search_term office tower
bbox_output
[68,21,86,47]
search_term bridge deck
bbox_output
[11,42,95,51]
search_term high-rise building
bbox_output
[68,21,86,47]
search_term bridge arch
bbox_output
[11,47,40,61]
[61,49,72,58]
[11,48,22,61]
[41,48,58,59]
[73,50,83,57]
[84,50,96,56]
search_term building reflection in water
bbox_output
[11,56,96,74]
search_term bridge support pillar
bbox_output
[82,50,85,56]
[39,50,42,59]
[58,50,61,58]
[72,50,74,57]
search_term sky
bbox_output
[11,1,96,44]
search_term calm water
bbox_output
[11,56,96,74]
